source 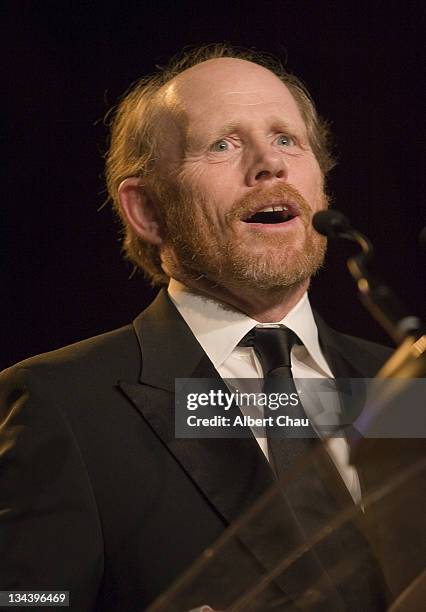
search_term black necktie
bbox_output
[240,326,318,478]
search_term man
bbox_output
[1,46,392,610]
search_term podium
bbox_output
[147,346,426,611]
[145,445,425,611]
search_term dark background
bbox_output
[2,0,425,370]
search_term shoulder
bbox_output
[313,310,394,377]
[0,323,141,398]
[337,331,393,362]
[329,330,393,378]
[334,329,394,377]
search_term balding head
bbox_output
[166,56,285,100]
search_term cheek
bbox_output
[181,172,237,227]
[189,170,233,207]
[292,161,323,198]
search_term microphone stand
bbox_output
[312,211,425,377]
[345,229,425,380]
[337,225,421,345]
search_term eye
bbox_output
[276,134,295,147]
[210,139,229,152]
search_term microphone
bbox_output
[312,209,352,239]
[313,209,373,261]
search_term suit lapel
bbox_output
[315,312,388,431]
[314,313,365,379]
[118,289,275,525]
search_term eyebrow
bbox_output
[185,120,241,147]
[186,116,300,147]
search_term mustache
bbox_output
[225,183,313,223]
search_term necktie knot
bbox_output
[239,326,300,377]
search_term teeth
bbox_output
[258,205,289,213]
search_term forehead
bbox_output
[160,58,307,141]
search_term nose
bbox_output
[245,143,288,187]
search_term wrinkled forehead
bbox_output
[153,58,306,163]
[177,58,299,112]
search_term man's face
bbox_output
[151,58,327,293]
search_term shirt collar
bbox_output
[167,279,330,375]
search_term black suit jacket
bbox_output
[0,290,392,611]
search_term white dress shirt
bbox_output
[168,279,361,503]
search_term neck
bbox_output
[172,275,310,322]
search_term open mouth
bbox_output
[242,204,298,225]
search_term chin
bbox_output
[222,242,326,291]
[221,262,311,292]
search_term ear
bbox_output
[118,177,164,245]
